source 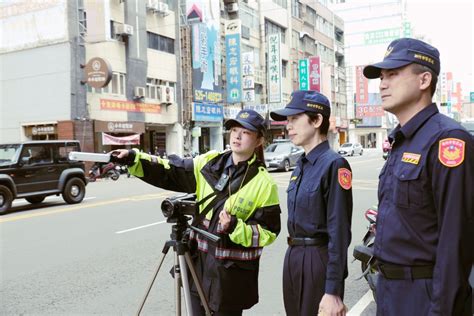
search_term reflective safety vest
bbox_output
[191,151,280,261]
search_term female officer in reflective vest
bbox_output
[271,91,353,316]
[113,109,281,316]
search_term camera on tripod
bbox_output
[161,193,197,220]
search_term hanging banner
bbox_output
[225,20,242,103]
[102,133,140,145]
[308,56,321,92]
[268,33,282,103]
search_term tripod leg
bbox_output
[174,252,181,316]
[178,254,194,316]
[183,252,212,316]
[136,250,168,316]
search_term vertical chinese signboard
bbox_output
[225,20,242,103]
[355,65,368,104]
[267,33,282,103]
[298,59,309,90]
[308,56,321,92]
[242,51,255,103]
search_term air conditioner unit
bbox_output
[146,0,157,11]
[227,3,238,13]
[134,86,146,98]
[157,2,169,14]
[115,23,134,36]
[159,85,174,104]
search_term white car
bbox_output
[338,142,363,156]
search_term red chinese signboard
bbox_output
[355,65,368,104]
[100,99,161,113]
[308,56,321,92]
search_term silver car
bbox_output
[264,142,304,172]
[338,142,363,156]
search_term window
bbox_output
[291,0,301,18]
[87,72,125,95]
[272,0,287,8]
[146,78,161,100]
[147,32,175,54]
[282,60,288,78]
[265,19,286,44]
[306,6,317,25]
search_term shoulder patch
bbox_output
[438,138,465,167]
[338,168,352,190]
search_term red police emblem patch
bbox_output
[338,168,352,190]
[438,138,465,167]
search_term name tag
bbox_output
[401,152,421,165]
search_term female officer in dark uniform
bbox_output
[112,110,281,316]
[271,91,353,316]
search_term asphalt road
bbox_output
[0,150,384,315]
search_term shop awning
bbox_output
[102,133,140,145]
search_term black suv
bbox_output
[0,140,87,214]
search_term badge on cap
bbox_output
[239,112,249,119]
[438,138,465,167]
[338,168,352,190]
[401,152,421,165]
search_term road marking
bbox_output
[115,220,167,234]
[347,290,374,315]
[0,193,170,223]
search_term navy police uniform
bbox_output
[271,91,353,316]
[364,38,473,315]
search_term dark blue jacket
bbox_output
[375,103,474,315]
[287,141,353,296]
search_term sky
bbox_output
[405,0,473,95]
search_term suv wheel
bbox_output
[62,178,86,204]
[25,196,46,204]
[0,185,13,215]
[283,160,290,172]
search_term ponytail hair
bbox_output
[254,144,265,163]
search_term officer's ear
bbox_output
[313,113,323,129]
[419,71,432,91]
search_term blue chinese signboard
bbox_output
[225,20,242,103]
[193,103,224,122]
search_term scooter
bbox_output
[353,206,474,308]
[88,162,120,182]
[353,206,379,301]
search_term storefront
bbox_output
[93,120,145,152]
[23,123,58,140]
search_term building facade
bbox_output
[2,0,347,153]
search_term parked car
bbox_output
[264,142,304,172]
[338,142,363,156]
[0,140,87,215]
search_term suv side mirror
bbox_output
[19,157,30,166]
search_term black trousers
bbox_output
[190,293,242,316]
[283,245,334,316]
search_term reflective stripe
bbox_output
[215,247,263,261]
[197,236,209,252]
[251,225,260,247]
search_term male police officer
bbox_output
[364,38,473,315]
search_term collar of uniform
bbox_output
[303,140,330,165]
[224,153,234,172]
[399,103,439,139]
